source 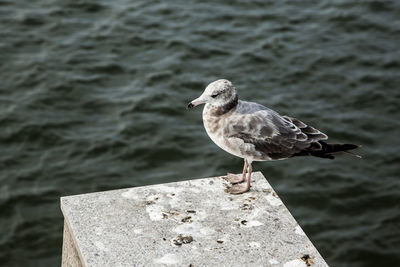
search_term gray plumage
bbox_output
[187,79,359,194]
[203,99,328,162]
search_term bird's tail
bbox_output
[310,141,361,159]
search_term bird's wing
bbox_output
[224,109,328,159]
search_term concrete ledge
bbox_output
[61,220,83,267]
[61,172,328,267]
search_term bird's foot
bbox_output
[226,183,250,194]
[226,173,245,184]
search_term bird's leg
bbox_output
[227,161,252,194]
[226,159,248,184]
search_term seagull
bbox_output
[187,79,360,194]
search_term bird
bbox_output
[187,79,360,194]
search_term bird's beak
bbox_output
[187,96,207,109]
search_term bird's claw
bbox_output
[226,173,245,184]
[226,183,250,194]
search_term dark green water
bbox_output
[1,0,399,266]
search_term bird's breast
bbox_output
[203,104,226,138]
[202,104,243,158]
[202,104,271,161]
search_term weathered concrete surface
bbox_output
[61,172,328,267]
[61,220,83,267]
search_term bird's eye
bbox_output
[211,93,220,98]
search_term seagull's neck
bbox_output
[207,94,238,116]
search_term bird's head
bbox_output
[187,79,237,109]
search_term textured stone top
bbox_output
[61,172,328,267]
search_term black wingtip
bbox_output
[342,144,359,150]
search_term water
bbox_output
[0,0,399,266]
